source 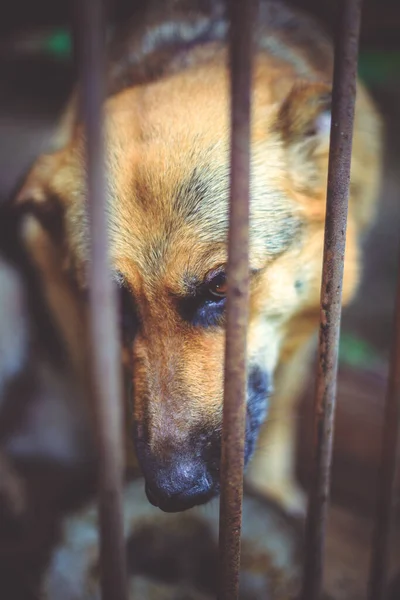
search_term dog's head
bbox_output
[14,32,381,511]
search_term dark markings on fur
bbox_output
[117,158,303,278]
[174,165,219,222]
[105,1,333,100]
[174,163,304,257]
[245,365,270,464]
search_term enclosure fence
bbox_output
[79,0,400,599]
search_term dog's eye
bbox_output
[177,267,227,327]
[206,269,227,299]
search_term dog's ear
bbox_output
[14,93,78,216]
[274,81,332,190]
[14,153,65,239]
[277,81,331,144]
[15,154,56,205]
[20,213,88,376]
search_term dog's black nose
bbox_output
[144,460,216,512]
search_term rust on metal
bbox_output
[300,1,364,599]
[79,1,128,598]
[368,250,400,600]
[218,1,257,599]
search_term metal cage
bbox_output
[78,0,400,599]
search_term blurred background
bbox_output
[0,1,399,598]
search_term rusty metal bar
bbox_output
[300,1,363,599]
[218,1,256,599]
[368,250,400,600]
[79,1,128,599]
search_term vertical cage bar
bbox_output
[368,251,400,600]
[218,1,256,599]
[300,1,363,599]
[79,1,128,599]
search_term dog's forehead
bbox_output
[92,62,302,286]
[103,74,230,283]
[109,154,231,290]
[105,67,230,217]
[109,142,231,246]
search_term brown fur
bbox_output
[14,0,383,513]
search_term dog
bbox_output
[14,0,383,515]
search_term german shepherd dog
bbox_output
[14,0,382,514]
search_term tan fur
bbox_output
[14,1,383,513]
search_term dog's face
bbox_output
[16,57,360,512]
